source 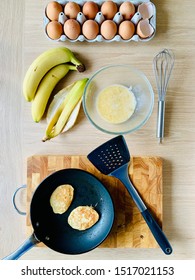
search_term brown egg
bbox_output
[137,19,154,39]
[82,20,99,40]
[101,1,118,20]
[64,19,81,40]
[119,2,135,20]
[118,20,135,40]
[46,1,63,21]
[46,21,63,40]
[100,20,117,40]
[82,1,99,19]
[64,2,81,19]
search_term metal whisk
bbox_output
[153,49,174,143]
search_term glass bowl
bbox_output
[83,64,154,135]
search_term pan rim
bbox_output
[30,168,115,255]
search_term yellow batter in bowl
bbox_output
[97,84,137,124]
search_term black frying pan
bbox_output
[3,168,114,259]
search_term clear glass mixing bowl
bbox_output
[83,64,154,135]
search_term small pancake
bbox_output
[68,206,99,230]
[50,184,74,214]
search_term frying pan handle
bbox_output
[13,185,26,215]
[141,209,172,255]
[2,234,39,260]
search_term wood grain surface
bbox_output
[1,0,195,260]
[26,155,162,248]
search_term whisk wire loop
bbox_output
[153,49,174,101]
[153,49,174,142]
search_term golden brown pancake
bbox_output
[50,184,74,214]
[68,206,99,230]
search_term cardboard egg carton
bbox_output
[44,0,156,42]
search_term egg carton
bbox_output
[44,0,156,42]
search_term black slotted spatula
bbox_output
[87,135,172,255]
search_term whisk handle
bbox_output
[157,100,165,143]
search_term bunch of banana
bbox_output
[42,78,88,142]
[23,47,85,122]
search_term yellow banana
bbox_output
[23,47,85,102]
[31,64,76,122]
[42,78,88,141]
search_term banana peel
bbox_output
[42,78,88,141]
[46,82,82,133]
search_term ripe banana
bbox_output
[23,47,85,102]
[31,64,76,122]
[42,78,88,141]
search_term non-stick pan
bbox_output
[3,168,114,260]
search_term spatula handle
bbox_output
[141,209,172,254]
[111,163,172,255]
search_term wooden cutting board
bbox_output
[26,155,163,248]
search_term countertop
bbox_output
[0,0,195,260]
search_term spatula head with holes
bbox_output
[88,135,173,255]
[87,135,130,175]
[87,135,146,211]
